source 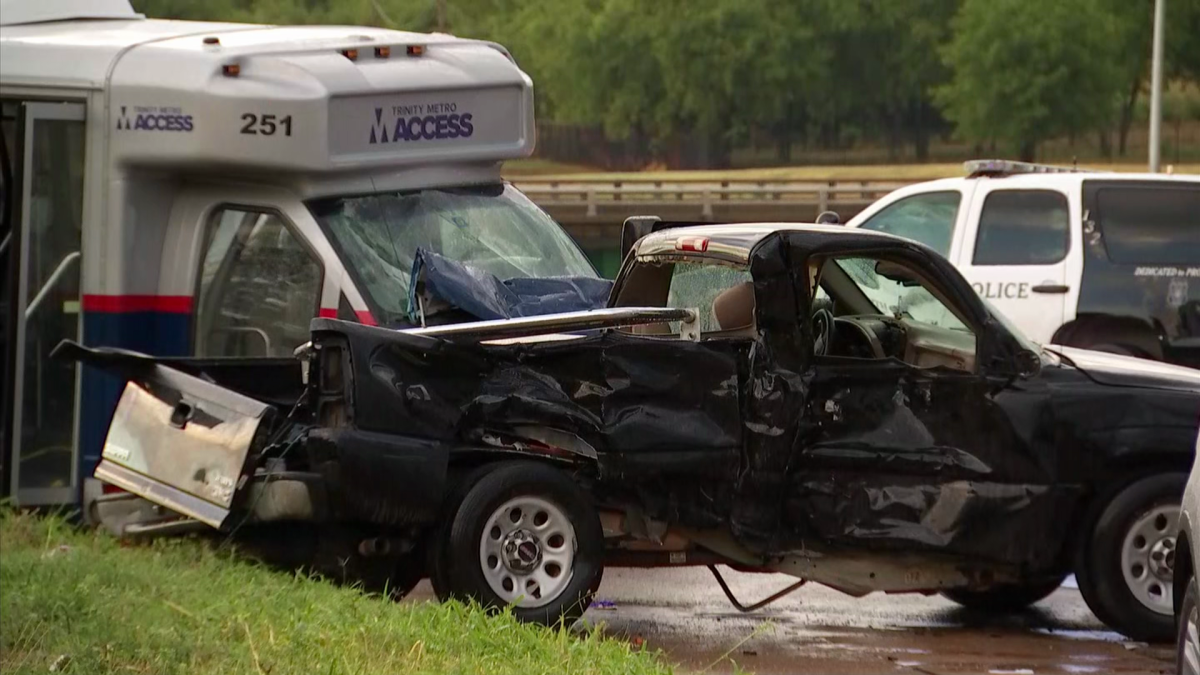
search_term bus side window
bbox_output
[195,208,323,357]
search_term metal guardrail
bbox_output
[512,179,915,219]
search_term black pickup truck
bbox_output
[68,222,1200,641]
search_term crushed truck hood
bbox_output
[1048,346,1200,393]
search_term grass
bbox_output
[0,511,673,675]
[504,161,1200,182]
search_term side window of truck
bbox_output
[973,191,1069,266]
[858,191,960,257]
[195,208,323,357]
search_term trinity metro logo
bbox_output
[368,104,474,144]
[116,105,194,132]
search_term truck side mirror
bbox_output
[621,216,662,262]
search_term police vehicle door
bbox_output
[956,185,1075,345]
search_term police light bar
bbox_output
[964,159,1102,178]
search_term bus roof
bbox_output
[1,2,536,173]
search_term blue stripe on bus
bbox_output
[78,310,191,496]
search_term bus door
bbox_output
[2,101,86,505]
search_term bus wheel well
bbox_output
[1052,315,1163,360]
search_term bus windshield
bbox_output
[309,183,597,324]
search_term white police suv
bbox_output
[846,160,1200,367]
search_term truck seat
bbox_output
[711,282,756,337]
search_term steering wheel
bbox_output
[811,307,834,356]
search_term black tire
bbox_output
[941,576,1066,613]
[1078,472,1186,643]
[427,464,500,601]
[443,461,603,626]
[1179,576,1200,675]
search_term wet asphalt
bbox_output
[408,568,1177,674]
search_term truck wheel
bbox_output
[443,461,603,626]
[940,576,1065,613]
[1180,576,1200,675]
[428,464,500,602]
[1078,473,1184,643]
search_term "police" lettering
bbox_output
[972,281,1030,299]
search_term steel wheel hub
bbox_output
[1120,504,1178,615]
[479,495,576,609]
[502,530,543,574]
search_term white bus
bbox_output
[0,0,597,510]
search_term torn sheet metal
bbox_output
[311,228,1200,571]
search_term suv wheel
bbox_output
[1078,473,1184,643]
[442,461,603,626]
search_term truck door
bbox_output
[957,185,1073,345]
[3,101,86,505]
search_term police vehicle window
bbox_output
[1095,186,1200,264]
[195,208,322,358]
[973,190,1069,266]
[309,184,595,325]
[858,191,960,256]
[666,262,753,333]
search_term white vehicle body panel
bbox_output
[847,171,1200,347]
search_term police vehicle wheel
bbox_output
[1079,472,1185,643]
[940,576,1065,613]
[443,461,603,626]
[1090,343,1145,358]
[1179,576,1200,675]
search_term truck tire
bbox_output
[428,463,501,602]
[940,576,1066,613]
[442,461,603,626]
[1077,473,1185,643]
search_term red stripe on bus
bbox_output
[355,310,377,326]
[82,295,193,313]
[318,308,337,319]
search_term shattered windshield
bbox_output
[834,257,968,331]
[308,183,596,324]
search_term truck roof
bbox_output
[633,223,896,265]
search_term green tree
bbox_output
[935,0,1125,161]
